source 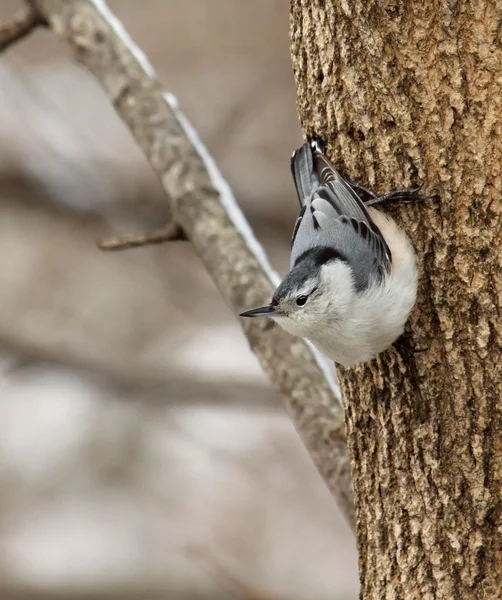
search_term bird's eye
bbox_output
[296,295,308,306]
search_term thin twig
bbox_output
[98,222,186,251]
[0,4,44,52]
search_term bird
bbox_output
[239,138,420,367]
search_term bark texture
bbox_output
[25,1,355,527]
[291,1,501,598]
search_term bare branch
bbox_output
[0,4,44,52]
[98,222,186,251]
[29,0,354,527]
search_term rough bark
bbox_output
[291,0,502,598]
[22,1,355,526]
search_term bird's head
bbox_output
[240,248,356,339]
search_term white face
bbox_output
[272,260,356,339]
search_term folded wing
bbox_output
[290,140,392,291]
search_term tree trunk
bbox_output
[291,1,502,598]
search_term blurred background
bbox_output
[0,1,358,598]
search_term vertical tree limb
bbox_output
[291,0,502,597]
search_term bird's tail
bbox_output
[290,141,317,206]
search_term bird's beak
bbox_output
[239,304,279,318]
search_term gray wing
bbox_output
[290,141,391,291]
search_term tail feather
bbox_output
[310,137,344,186]
[310,135,326,154]
[290,142,318,206]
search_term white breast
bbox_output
[309,209,418,366]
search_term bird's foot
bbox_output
[393,335,427,360]
[347,179,433,207]
[364,186,432,207]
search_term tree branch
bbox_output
[25,0,354,528]
[98,222,186,251]
[0,4,44,51]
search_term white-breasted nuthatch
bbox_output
[240,138,419,366]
